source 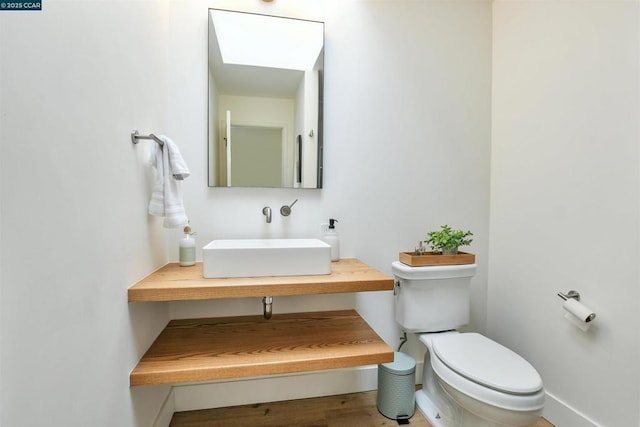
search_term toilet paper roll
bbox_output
[564,312,591,332]
[563,298,596,331]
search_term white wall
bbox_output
[168,0,491,369]
[0,2,173,426]
[9,0,637,426]
[1,0,493,425]
[490,1,640,426]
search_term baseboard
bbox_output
[158,360,595,426]
[542,391,601,427]
[149,359,424,421]
[172,361,422,412]
[153,388,175,427]
[172,365,378,412]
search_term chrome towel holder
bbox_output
[131,130,164,147]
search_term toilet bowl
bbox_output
[391,261,545,426]
[418,332,544,427]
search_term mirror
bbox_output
[208,9,324,188]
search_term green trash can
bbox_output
[377,351,416,421]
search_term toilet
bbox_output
[392,261,545,427]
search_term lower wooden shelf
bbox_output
[130,310,393,387]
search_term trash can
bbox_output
[377,351,416,422]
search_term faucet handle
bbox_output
[280,199,298,216]
[262,206,272,223]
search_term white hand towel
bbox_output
[148,135,190,228]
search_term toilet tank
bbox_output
[392,261,477,333]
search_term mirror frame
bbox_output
[207,9,324,189]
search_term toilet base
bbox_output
[417,385,542,427]
[417,387,515,427]
[415,388,448,427]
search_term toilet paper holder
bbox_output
[557,290,581,301]
[558,290,596,323]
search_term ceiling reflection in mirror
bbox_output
[208,9,324,188]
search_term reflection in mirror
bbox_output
[208,9,324,188]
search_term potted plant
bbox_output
[424,224,473,255]
[399,225,475,266]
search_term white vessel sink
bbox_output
[202,238,332,278]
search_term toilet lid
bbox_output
[432,333,542,394]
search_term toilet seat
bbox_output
[433,333,542,394]
[425,333,545,411]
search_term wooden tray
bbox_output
[399,251,475,267]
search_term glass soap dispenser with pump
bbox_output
[179,223,196,267]
[323,218,340,262]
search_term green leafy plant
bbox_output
[424,225,473,254]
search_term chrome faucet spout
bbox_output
[262,206,272,223]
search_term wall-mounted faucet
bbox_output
[280,199,298,216]
[262,206,272,223]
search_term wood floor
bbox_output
[169,389,554,427]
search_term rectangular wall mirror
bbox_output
[208,9,324,188]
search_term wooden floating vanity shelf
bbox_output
[130,310,393,386]
[128,258,393,302]
[129,259,395,387]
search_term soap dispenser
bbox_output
[324,218,340,262]
[179,224,196,267]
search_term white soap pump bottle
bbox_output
[179,224,196,267]
[324,218,340,262]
